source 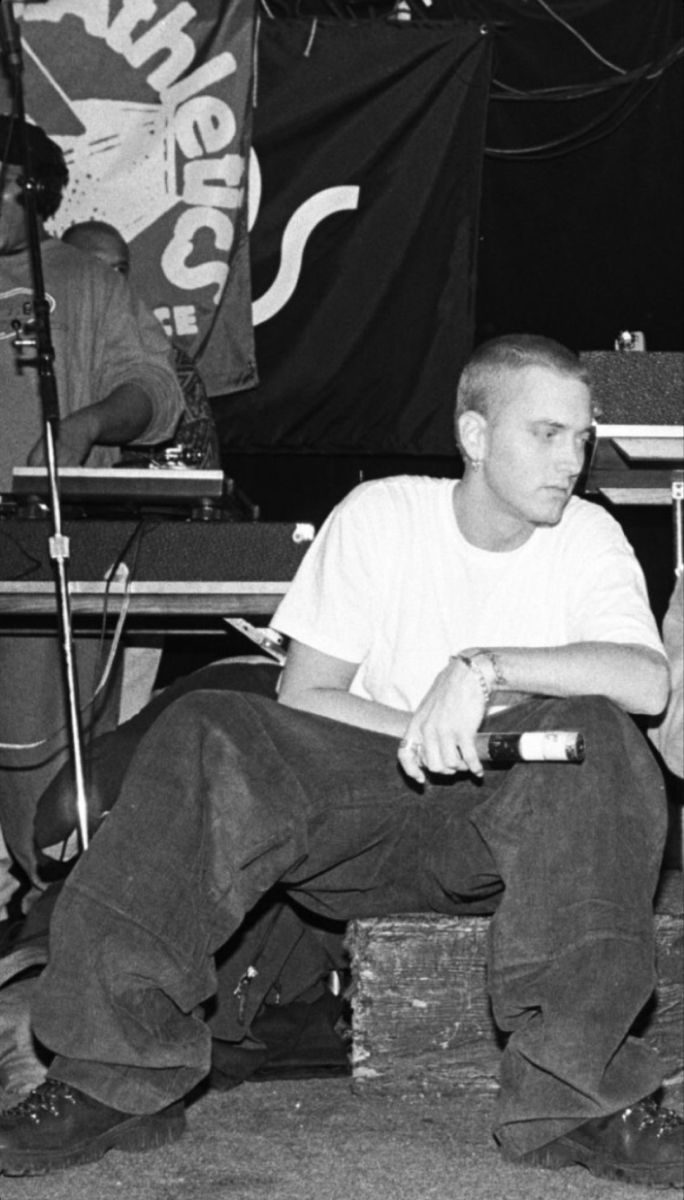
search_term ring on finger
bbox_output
[400,739,424,759]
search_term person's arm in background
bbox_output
[28,384,155,467]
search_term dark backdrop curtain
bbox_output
[453,0,683,351]
[213,17,493,455]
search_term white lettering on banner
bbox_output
[183,153,243,209]
[164,53,237,110]
[162,207,232,297]
[106,1,158,56]
[174,305,199,335]
[176,97,236,159]
[26,0,243,307]
[252,186,360,326]
[109,2,197,91]
[155,307,174,337]
[154,304,199,337]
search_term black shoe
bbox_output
[0,1078,186,1176]
[510,1094,683,1188]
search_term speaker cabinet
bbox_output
[580,352,683,426]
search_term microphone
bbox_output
[0,1,23,78]
[475,730,585,764]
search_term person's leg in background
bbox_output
[0,828,17,925]
[0,634,122,902]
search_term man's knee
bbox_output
[544,695,655,764]
[555,695,666,842]
[152,687,275,747]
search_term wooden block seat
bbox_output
[346,870,683,1107]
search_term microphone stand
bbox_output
[2,4,90,851]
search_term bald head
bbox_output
[62,221,130,276]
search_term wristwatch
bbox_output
[452,652,493,706]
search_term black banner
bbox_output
[216,17,492,455]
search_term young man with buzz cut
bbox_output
[0,334,680,1189]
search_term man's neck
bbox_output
[0,225,49,258]
[453,475,534,552]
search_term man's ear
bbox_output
[457,409,487,465]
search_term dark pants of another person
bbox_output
[31,690,667,1158]
[0,634,122,886]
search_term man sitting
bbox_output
[0,334,680,1188]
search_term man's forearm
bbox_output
[463,642,670,717]
[27,385,157,468]
[278,684,409,738]
[79,384,155,446]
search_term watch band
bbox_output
[453,653,492,707]
[474,649,506,690]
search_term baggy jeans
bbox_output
[32,689,668,1157]
[0,633,122,883]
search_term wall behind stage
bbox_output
[438,0,684,353]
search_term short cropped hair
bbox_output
[62,220,127,251]
[455,334,592,439]
[0,114,68,220]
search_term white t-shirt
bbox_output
[273,476,664,713]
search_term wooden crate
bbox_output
[346,871,683,1105]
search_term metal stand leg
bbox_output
[672,469,683,577]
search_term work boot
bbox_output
[0,1078,186,1175]
[510,1094,683,1188]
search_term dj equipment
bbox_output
[580,352,683,507]
[583,351,683,430]
[0,516,315,619]
[11,466,226,506]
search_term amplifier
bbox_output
[580,352,683,431]
[580,353,683,505]
[11,466,226,504]
[0,518,315,586]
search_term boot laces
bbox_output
[5,1079,76,1122]
[631,1094,683,1137]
